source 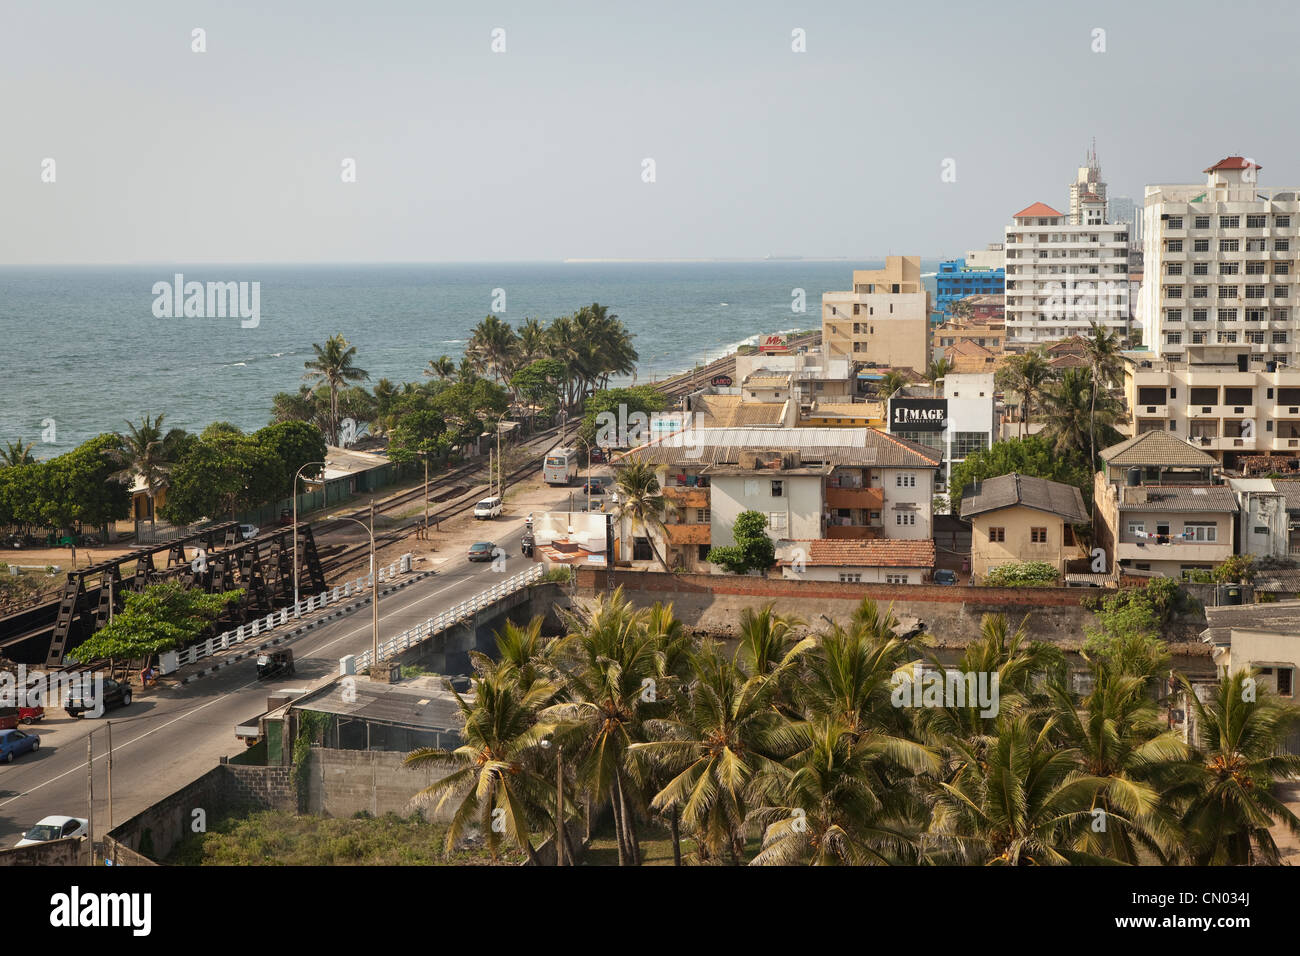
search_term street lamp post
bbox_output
[329,500,379,674]
[293,460,327,606]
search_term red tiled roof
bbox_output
[1203,156,1261,173]
[1013,202,1064,219]
[789,538,936,569]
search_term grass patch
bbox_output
[165,810,525,866]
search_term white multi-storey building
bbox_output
[1003,201,1131,349]
[1140,157,1299,368]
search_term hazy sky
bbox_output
[3,0,1297,264]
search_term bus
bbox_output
[543,446,579,486]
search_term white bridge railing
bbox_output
[354,564,545,673]
[162,555,412,672]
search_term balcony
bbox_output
[1136,404,1169,419]
[825,486,884,510]
[1117,539,1232,563]
[662,486,710,509]
[663,524,712,546]
[824,525,882,540]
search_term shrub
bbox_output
[982,561,1059,588]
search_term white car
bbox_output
[238,524,259,540]
[15,815,88,847]
[473,497,502,520]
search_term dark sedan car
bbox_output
[582,479,607,495]
[0,729,40,763]
[65,677,132,718]
[933,569,959,586]
[467,541,498,563]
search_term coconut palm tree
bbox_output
[517,317,549,365]
[1082,322,1125,479]
[613,460,669,570]
[633,643,800,863]
[1177,671,1300,865]
[539,589,662,866]
[467,315,520,386]
[736,604,808,679]
[303,334,369,445]
[931,715,1108,865]
[925,357,953,385]
[995,349,1053,438]
[424,354,457,381]
[107,414,188,533]
[877,369,909,402]
[750,718,937,865]
[404,671,556,863]
[0,440,35,467]
[1040,367,1120,465]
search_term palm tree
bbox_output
[0,440,35,467]
[996,349,1052,438]
[424,354,457,381]
[303,334,369,445]
[925,357,952,385]
[517,317,549,365]
[1082,323,1125,478]
[107,414,187,533]
[539,589,663,866]
[750,718,937,865]
[613,460,669,570]
[1041,367,1119,464]
[932,715,1108,865]
[404,671,555,863]
[467,315,520,386]
[632,644,800,863]
[877,370,908,402]
[1177,671,1300,865]
[736,604,808,679]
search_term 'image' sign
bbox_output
[890,399,947,431]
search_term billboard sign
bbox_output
[890,398,947,432]
[758,334,790,354]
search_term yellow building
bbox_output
[823,256,931,373]
[960,472,1089,582]
[798,401,885,428]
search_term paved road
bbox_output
[0,485,594,846]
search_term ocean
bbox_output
[0,260,940,452]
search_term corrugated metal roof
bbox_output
[1117,485,1239,513]
[619,427,940,469]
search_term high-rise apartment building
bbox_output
[822,256,931,372]
[1140,157,1298,368]
[1003,201,1130,349]
[1069,142,1108,225]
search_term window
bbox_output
[988,527,1006,542]
[767,512,788,535]
[1274,331,1289,344]
[696,508,710,523]
[1193,262,1209,275]
[1277,286,1291,299]
[1194,238,1210,252]
[1192,331,1207,344]
[698,544,711,561]
[1220,215,1241,229]
[1192,309,1208,322]
[1246,261,1266,274]
[1279,668,1294,698]
[743,479,758,497]
[1193,286,1209,298]
[1166,309,1183,322]
[1219,262,1239,275]
[1128,522,1147,537]
[1194,215,1211,229]
[1030,527,1048,544]
[1278,308,1290,321]
[1218,331,1238,343]
[1276,263,1291,275]
[1254,525,1269,535]
[1247,214,1268,228]
[839,572,862,583]
[1219,287,1238,299]
[885,573,909,585]
[1167,216,1183,229]
[1167,239,1183,252]
[1277,238,1291,251]
[896,474,916,487]
[895,513,917,526]
[770,480,784,497]
[1166,331,1182,344]
[1246,285,1267,299]
[1278,216,1292,229]
[952,432,989,458]
[1166,263,1183,275]
[1184,521,1217,542]
[1165,286,1182,298]
[1220,239,1240,252]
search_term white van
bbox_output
[473,496,503,520]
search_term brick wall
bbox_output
[577,568,1090,608]
[306,747,454,820]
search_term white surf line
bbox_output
[0,564,492,811]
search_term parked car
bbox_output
[933,569,958,586]
[238,524,259,540]
[65,677,132,718]
[467,541,498,563]
[0,729,40,763]
[473,497,503,520]
[15,815,87,847]
[589,447,606,464]
[582,479,606,495]
[18,705,44,724]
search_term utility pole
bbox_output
[86,735,94,851]
[370,499,379,672]
[555,744,566,866]
[107,721,114,831]
[423,452,429,538]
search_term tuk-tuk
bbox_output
[521,531,535,558]
[256,649,295,680]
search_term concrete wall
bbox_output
[0,836,88,867]
[711,474,821,549]
[306,747,456,821]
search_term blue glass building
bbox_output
[935,257,1005,316]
